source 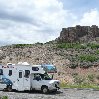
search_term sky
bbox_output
[0,0,99,45]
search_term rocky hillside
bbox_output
[0,25,99,85]
[0,42,99,84]
[57,25,99,43]
[0,43,72,83]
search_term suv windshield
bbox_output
[40,74,52,80]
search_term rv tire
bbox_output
[30,87,33,91]
[41,86,48,94]
[7,86,12,92]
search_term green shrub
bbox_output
[87,43,99,49]
[57,43,87,49]
[96,75,99,80]
[74,76,85,84]
[79,55,98,62]
[2,96,8,99]
[57,43,99,49]
[60,83,99,89]
[13,44,33,48]
[96,50,99,54]
[60,82,68,88]
[88,74,94,82]
[35,42,43,45]
[80,62,92,68]
[69,63,78,69]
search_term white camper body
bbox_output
[0,63,60,93]
[0,63,45,91]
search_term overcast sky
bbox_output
[0,0,99,45]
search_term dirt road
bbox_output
[0,89,99,99]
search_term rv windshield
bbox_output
[40,74,52,80]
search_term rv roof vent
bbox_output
[18,62,22,64]
[22,62,30,65]
[7,63,12,65]
[18,62,30,65]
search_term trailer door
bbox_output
[17,70,24,91]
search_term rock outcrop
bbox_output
[57,25,99,43]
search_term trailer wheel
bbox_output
[7,86,12,92]
[41,86,48,94]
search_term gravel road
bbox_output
[0,89,99,99]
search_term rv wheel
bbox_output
[7,86,12,92]
[41,86,48,94]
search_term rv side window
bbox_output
[19,72,22,78]
[32,67,39,71]
[0,69,3,75]
[25,70,30,78]
[9,70,12,76]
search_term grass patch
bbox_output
[96,50,99,54]
[13,44,33,48]
[57,43,87,49]
[79,55,98,62]
[87,43,99,49]
[1,96,8,99]
[60,83,99,90]
[57,42,99,49]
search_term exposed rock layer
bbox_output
[57,25,99,43]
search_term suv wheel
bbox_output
[42,86,48,94]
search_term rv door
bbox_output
[17,70,24,91]
[24,70,30,90]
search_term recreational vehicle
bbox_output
[0,62,60,93]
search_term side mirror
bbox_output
[52,75,53,79]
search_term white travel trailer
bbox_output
[0,62,60,93]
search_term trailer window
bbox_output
[32,67,39,71]
[0,69,3,75]
[19,72,22,78]
[25,70,30,78]
[9,70,12,76]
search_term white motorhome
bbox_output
[0,62,60,93]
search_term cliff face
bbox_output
[57,25,99,43]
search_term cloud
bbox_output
[0,0,76,45]
[0,0,98,46]
[73,9,99,26]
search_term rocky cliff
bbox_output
[57,25,99,43]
